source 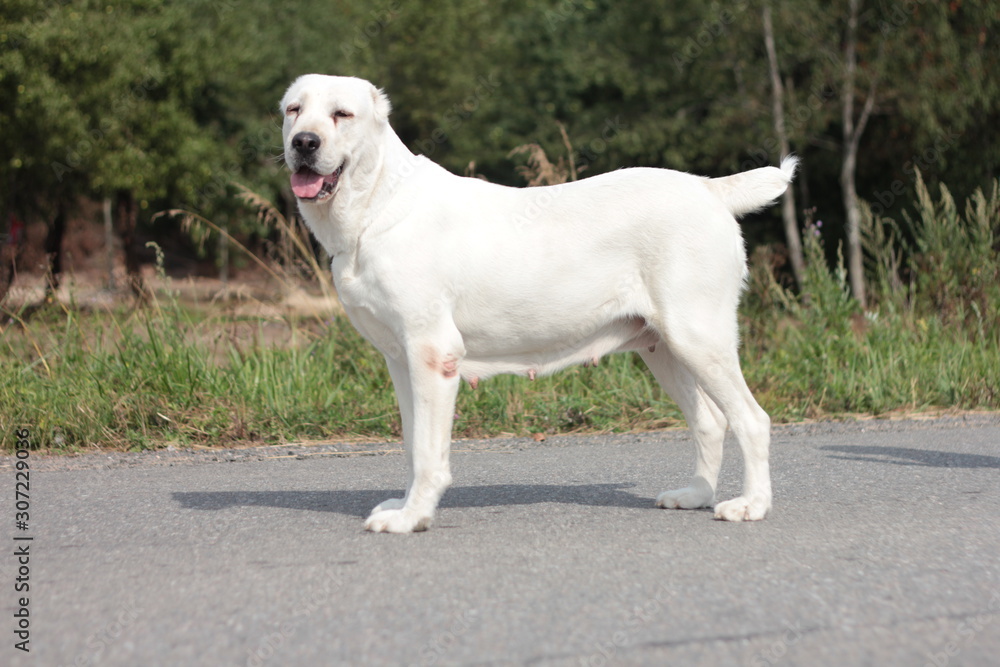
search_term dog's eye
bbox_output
[333,110,354,120]
[285,104,300,116]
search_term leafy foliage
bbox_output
[4,0,999,243]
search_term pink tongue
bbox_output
[291,170,325,199]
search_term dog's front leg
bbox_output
[365,346,460,533]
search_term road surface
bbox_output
[4,415,1000,666]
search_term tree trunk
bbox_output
[840,145,866,307]
[218,220,230,287]
[103,197,116,291]
[762,3,805,289]
[115,190,149,302]
[43,203,68,298]
[1,212,24,304]
[840,0,876,309]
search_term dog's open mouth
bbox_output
[291,163,344,201]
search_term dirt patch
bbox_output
[3,265,342,320]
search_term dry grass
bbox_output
[159,183,337,309]
[508,121,578,186]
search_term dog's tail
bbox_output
[704,156,799,218]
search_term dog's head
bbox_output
[280,75,392,204]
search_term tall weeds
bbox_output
[741,174,1000,417]
[160,183,336,304]
[859,171,999,342]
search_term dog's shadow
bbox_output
[172,483,652,518]
[821,445,1000,469]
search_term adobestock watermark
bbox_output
[512,114,627,233]
[408,608,479,667]
[542,0,590,33]
[857,524,908,566]
[409,73,501,160]
[2,3,75,51]
[387,71,501,190]
[740,82,836,171]
[512,184,567,232]
[672,0,754,73]
[871,0,931,37]
[923,591,1000,667]
[355,285,466,363]
[381,72,502,211]
[867,125,963,217]
[50,69,161,182]
[185,123,284,214]
[245,622,297,667]
[747,620,806,667]
[340,0,403,59]
[60,598,144,667]
[212,0,241,17]
[245,568,344,667]
[521,270,646,375]
[575,115,627,174]
[579,583,673,667]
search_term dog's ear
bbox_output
[371,85,392,124]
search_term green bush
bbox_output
[741,174,1000,418]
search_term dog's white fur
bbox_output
[281,74,796,533]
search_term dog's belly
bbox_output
[458,314,659,382]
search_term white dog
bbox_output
[280,74,796,533]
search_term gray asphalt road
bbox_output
[5,415,1000,666]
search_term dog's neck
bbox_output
[299,127,421,258]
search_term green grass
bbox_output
[0,296,683,450]
[2,175,998,451]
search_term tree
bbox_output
[1,1,247,296]
[762,3,805,289]
[839,0,878,308]
[0,0,95,295]
[833,0,999,307]
[3,0,998,303]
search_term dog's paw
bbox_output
[365,507,432,533]
[655,477,715,510]
[713,496,770,522]
[656,486,715,509]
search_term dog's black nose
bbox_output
[292,131,321,155]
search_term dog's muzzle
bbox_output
[288,132,343,202]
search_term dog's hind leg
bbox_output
[640,344,726,510]
[655,309,772,522]
[365,341,461,533]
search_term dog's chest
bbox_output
[340,298,401,358]
[331,265,403,356]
